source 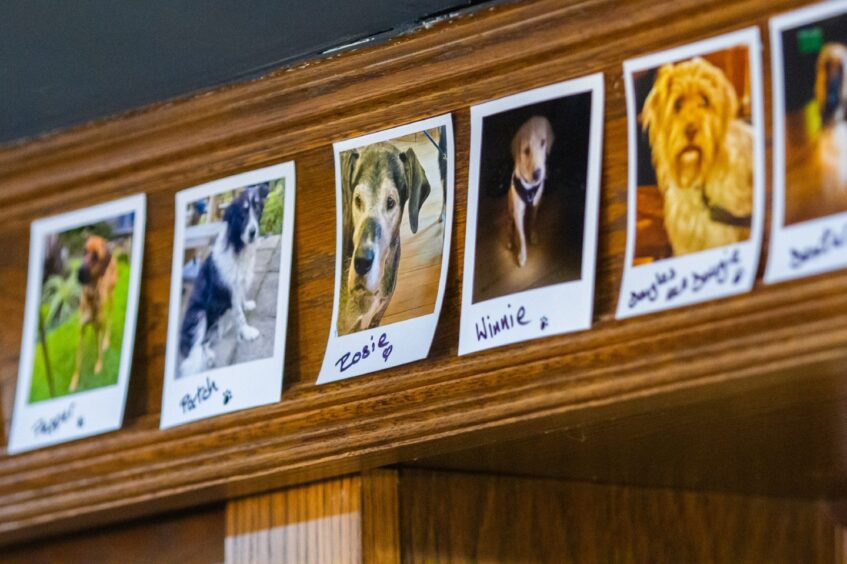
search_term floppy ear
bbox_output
[544,118,555,155]
[711,59,739,126]
[256,181,270,200]
[341,149,359,258]
[511,123,523,163]
[399,148,431,234]
[641,63,673,143]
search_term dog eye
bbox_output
[674,97,684,112]
[540,139,546,147]
[91,251,98,262]
[386,197,396,211]
[523,147,530,156]
[700,95,710,108]
[354,194,363,210]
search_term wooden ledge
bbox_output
[0,0,833,546]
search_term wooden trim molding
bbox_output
[0,0,835,546]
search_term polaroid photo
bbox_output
[616,28,766,319]
[458,74,605,355]
[160,161,296,428]
[7,195,146,454]
[317,114,454,384]
[765,2,847,283]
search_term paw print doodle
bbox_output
[540,316,549,330]
[223,390,233,405]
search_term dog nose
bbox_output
[532,168,542,181]
[77,266,90,284]
[249,227,257,240]
[685,124,697,141]
[354,249,374,276]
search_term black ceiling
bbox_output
[1,1,489,146]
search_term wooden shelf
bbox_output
[0,0,837,547]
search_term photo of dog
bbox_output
[28,213,136,403]
[337,126,447,335]
[780,12,847,226]
[472,93,591,303]
[175,180,283,378]
[633,46,754,263]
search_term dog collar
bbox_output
[513,174,541,205]
[702,191,752,228]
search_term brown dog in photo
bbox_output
[71,235,118,392]
[508,116,554,266]
[642,57,753,256]
[338,142,431,334]
[815,42,847,198]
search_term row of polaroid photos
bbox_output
[8,2,847,454]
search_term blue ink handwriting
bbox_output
[336,332,393,373]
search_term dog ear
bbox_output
[399,148,431,234]
[341,149,359,258]
[642,63,673,140]
[711,58,739,127]
[255,182,270,200]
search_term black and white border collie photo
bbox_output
[179,184,269,377]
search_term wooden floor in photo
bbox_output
[381,135,445,326]
[785,110,847,226]
[472,176,584,304]
[634,184,672,265]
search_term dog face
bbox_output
[77,236,112,285]
[224,184,268,252]
[816,43,847,125]
[511,116,554,186]
[642,57,738,191]
[342,142,430,296]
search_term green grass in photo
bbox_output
[29,257,131,403]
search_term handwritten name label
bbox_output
[180,377,219,413]
[475,304,531,342]
[336,332,393,373]
[627,249,744,310]
[32,402,76,436]
[789,222,847,270]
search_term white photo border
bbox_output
[616,27,766,319]
[160,161,296,429]
[765,1,847,284]
[8,194,146,454]
[317,114,454,384]
[458,73,605,355]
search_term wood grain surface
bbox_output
[225,470,398,564]
[226,474,362,564]
[0,0,839,546]
[1,504,224,564]
[398,469,839,564]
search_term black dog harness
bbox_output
[512,174,541,205]
[701,190,752,228]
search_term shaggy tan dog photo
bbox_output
[641,56,753,256]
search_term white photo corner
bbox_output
[765,1,847,283]
[318,114,454,384]
[160,161,296,429]
[8,194,146,454]
[616,27,766,319]
[458,73,605,355]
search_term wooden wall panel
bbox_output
[0,0,841,546]
[399,469,840,564]
[0,504,224,564]
[225,470,399,564]
[226,474,362,564]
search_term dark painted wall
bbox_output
[0,1,487,145]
